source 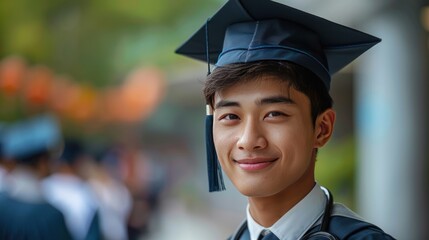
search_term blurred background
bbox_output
[0,0,428,239]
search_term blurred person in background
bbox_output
[0,123,15,192]
[43,138,101,240]
[0,114,72,240]
[118,144,167,240]
[0,123,7,192]
[176,0,395,239]
[84,145,132,240]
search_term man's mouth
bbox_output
[234,158,278,171]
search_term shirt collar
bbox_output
[0,167,6,192]
[247,183,327,240]
[5,167,45,203]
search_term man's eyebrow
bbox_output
[215,96,295,109]
[214,100,240,109]
[258,96,296,105]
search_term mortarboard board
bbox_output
[176,0,381,90]
[175,0,381,192]
[2,114,63,162]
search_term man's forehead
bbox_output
[216,75,295,95]
[213,76,308,104]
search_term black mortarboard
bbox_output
[175,0,381,192]
[2,114,63,162]
[176,0,381,90]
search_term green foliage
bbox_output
[0,0,221,87]
[316,137,357,208]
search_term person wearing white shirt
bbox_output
[0,115,72,240]
[43,139,100,240]
[175,0,395,239]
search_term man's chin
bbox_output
[235,183,275,198]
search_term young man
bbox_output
[176,0,395,239]
[0,115,72,240]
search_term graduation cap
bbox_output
[1,114,63,162]
[175,0,381,192]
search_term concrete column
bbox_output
[355,1,429,239]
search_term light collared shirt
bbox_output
[0,166,6,192]
[247,183,327,240]
[4,167,45,202]
[43,173,99,240]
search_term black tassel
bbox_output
[205,18,223,191]
[205,106,225,192]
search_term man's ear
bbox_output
[314,109,336,148]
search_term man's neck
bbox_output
[248,178,315,227]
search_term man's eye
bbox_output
[220,114,240,120]
[265,111,287,118]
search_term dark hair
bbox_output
[60,139,84,165]
[17,151,50,167]
[204,61,333,125]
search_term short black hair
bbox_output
[204,60,333,125]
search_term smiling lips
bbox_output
[234,158,278,171]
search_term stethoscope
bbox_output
[301,187,338,240]
[231,187,338,240]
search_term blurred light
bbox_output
[101,67,165,124]
[0,56,26,96]
[49,76,77,116]
[420,6,429,31]
[68,86,98,122]
[23,66,54,107]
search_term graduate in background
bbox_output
[0,123,7,192]
[0,123,15,191]
[43,138,101,240]
[84,146,133,240]
[176,0,395,239]
[0,114,72,240]
[0,123,7,193]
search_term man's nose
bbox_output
[236,119,267,151]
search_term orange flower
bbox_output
[23,66,54,106]
[119,67,165,122]
[68,86,98,122]
[0,56,26,96]
[49,76,78,116]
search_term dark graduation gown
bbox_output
[84,212,101,240]
[0,192,72,240]
[228,203,396,240]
